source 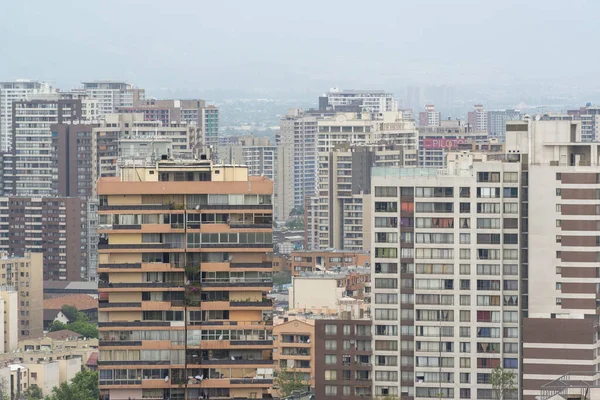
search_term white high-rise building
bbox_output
[319,88,397,113]
[0,80,54,152]
[80,81,145,115]
[276,109,318,221]
[370,152,522,400]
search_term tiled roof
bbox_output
[45,329,82,340]
[43,294,97,311]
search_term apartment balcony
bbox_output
[98,262,142,271]
[201,280,272,288]
[99,340,142,347]
[98,282,184,289]
[98,243,182,250]
[230,262,272,269]
[188,359,274,366]
[229,300,272,308]
[98,204,171,211]
[229,223,273,229]
[98,321,170,328]
[98,302,141,309]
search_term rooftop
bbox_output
[45,329,82,340]
[44,294,97,311]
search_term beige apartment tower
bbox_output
[97,159,274,400]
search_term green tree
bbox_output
[48,321,67,332]
[61,305,80,322]
[67,320,98,339]
[275,367,309,398]
[23,384,43,400]
[491,366,516,400]
[45,370,99,400]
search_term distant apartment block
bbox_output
[80,81,144,115]
[0,252,44,339]
[0,197,88,281]
[418,119,488,168]
[467,104,487,132]
[202,105,220,148]
[217,136,276,181]
[276,109,318,221]
[0,80,54,152]
[418,104,441,127]
[273,319,314,393]
[319,88,396,113]
[12,97,82,197]
[486,109,522,141]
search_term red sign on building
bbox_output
[423,138,470,149]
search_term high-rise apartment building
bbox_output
[418,120,488,168]
[276,109,318,221]
[202,105,220,149]
[0,80,54,152]
[80,81,144,115]
[217,136,277,181]
[370,152,522,399]
[97,159,274,400]
[319,88,397,113]
[0,252,43,339]
[0,197,87,281]
[12,97,82,196]
[486,109,522,141]
[117,99,206,127]
[504,118,600,399]
[309,112,418,251]
[418,104,441,127]
[467,104,487,132]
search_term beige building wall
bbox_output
[58,358,81,384]
[273,319,315,393]
[25,362,60,396]
[289,278,342,310]
[0,290,18,353]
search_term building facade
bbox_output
[467,104,487,132]
[80,81,144,115]
[418,104,441,127]
[276,109,318,221]
[272,319,314,393]
[290,250,370,275]
[12,97,82,196]
[0,80,53,152]
[0,197,87,281]
[319,89,396,113]
[314,318,372,399]
[97,159,274,400]
[486,109,522,141]
[0,252,43,339]
[370,152,522,399]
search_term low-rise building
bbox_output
[43,294,98,323]
[273,319,315,394]
[289,268,370,312]
[290,250,370,275]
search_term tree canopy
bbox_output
[48,306,98,338]
[45,370,99,400]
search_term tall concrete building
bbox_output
[276,109,318,221]
[307,112,418,251]
[418,104,441,127]
[486,109,522,141]
[0,252,43,340]
[217,136,277,181]
[0,80,54,152]
[12,97,82,197]
[505,118,600,399]
[202,105,220,149]
[319,88,397,113]
[467,104,487,132]
[370,151,522,399]
[97,159,274,400]
[117,98,206,127]
[0,197,87,281]
[80,81,144,115]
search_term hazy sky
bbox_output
[1,0,598,96]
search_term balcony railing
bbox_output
[230,262,272,269]
[199,204,273,210]
[98,360,171,366]
[99,204,170,211]
[187,359,273,365]
[229,223,273,229]
[99,282,184,288]
[230,340,273,346]
[99,302,141,308]
[199,243,273,249]
[230,378,273,385]
[99,379,142,386]
[201,281,273,288]
[99,263,142,269]
[98,243,182,250]
[98,321,170,327]
[230,301,272,307]
[112,224,141,230]
[99,340,142,346]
